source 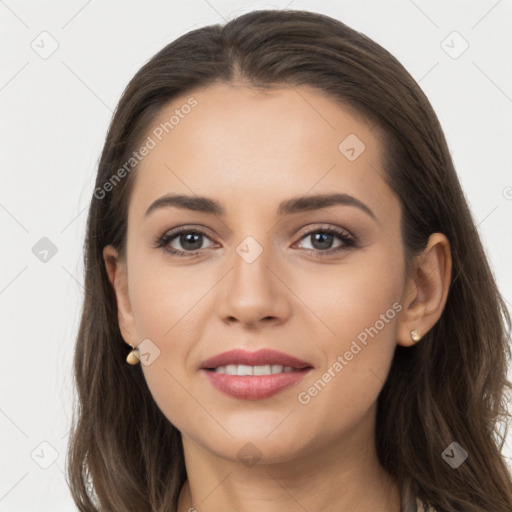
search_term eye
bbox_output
[154,226,216,257]
[153,224,356,258]
[294,226,356,257]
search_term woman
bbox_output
[66,9,512,512]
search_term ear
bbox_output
[103,245,138,347]
[397,233,452,347]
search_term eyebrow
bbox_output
[144,192,377,222]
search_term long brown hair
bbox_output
[66,9,512,511]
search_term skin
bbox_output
[103,82,452,512]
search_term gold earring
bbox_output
[411,329,421,343]
[126,344,140,365]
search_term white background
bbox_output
[0,1,511,510]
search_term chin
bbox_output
[194,426,315,466]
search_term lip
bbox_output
[199,348,312,370]
[199,348,314,400]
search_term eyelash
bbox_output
[153,225,357,259]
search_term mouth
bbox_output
[199,349,314,400]
[205,364,305,376]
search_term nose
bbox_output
[217,239,292,328]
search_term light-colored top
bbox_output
[416,498,437,512]
[400,475,437,512]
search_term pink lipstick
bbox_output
[199,348,313,400]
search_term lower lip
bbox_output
[201,368,313,400]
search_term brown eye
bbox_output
[154,227,216,257]
[294,226,356,257]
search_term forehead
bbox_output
[128,82,396,223]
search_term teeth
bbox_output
[271,364,282,374]
[237,364,253,376]
[254,364,271,375]
[225,364,238,375]
[213,364,296,375]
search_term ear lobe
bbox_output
[397,233,452,347]
[102,245,138,346]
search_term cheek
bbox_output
[294,244,403,346]
[140,360,190,433]
[128,266,213,431]
[129,260,206,339]
[292,249,402,414]
[292,317,399,445]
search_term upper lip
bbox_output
[200,349,313,370]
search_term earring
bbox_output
[411,329,421,343]
[126,344,140,365]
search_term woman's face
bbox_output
[108,81,411,464]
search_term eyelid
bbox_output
[294,223,353,241]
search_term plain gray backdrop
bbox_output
[1,1,511,510]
